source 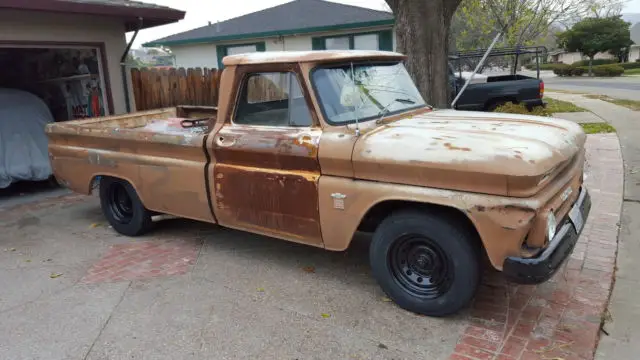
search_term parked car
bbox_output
[46,50,591,317]
[449,46,547,111]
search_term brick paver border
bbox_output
[450,134,623,360]
[81,238,202,284]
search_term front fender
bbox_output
[318,176,539,270]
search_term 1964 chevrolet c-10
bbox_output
[46,50,591,317]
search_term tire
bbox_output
[99,177,153,236]
[369,210,481,317]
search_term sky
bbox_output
[127,0,388,47]
[127,0,640,48]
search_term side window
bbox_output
[235,72,313,127]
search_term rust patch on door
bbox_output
[214,164,321,242]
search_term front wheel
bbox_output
[99,177,153,237]
[369,210,481,317]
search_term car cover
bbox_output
[0,88,55,189]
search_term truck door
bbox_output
[209,67,324,247]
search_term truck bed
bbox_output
[46,105,216,145]
[46,105,218,223]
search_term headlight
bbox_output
[547,211,557,241]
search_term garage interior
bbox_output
[0,45,108,196]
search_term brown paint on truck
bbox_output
[46,50,588,274]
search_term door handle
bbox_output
[216,136,236,147]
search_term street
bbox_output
[544,76,640,101]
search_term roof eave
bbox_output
[0,0,185,31]
[143,19,395,47]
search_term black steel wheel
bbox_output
[389,235,453,299]
[99,177,153,237]
[106,181,134,224]
[370,209,481,317]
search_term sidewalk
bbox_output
[547,92,640,359]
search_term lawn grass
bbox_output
[625,68,640,75]
[584,95,640,111]
[544,98,587,113]
[580,122,616,134]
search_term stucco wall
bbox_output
[172,43,218,68]
[0,9,133,115]
[556,51,616,64]
[629,46,640,62]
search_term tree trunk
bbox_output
[588,57,593,77]
[387,0,461,108]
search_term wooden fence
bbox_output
[130,67,288,112]
[130,67,221,111]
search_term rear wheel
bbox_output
[369,210,481,317]
[99,177,153,236]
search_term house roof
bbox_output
[223,50,404,66]
[144,0,394,47]
[0,0,185,31]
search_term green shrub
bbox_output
[620,62,640,70]
[540,63,560,71]
[570,67,586,76]
[592,64,625,76]
[552,64,572,76]
[493,102,551,117]
[552,64,587,76]
[571,59,618,67]
[525,63,562,71]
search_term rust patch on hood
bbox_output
[349,108,586,197]
[444,143,472,152]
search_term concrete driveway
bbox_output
[0,134,623,360]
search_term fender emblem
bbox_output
[331,193,346,210]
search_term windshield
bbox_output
[312,62,427,125]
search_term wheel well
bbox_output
[88,175,107,194]
[357,200,487,258]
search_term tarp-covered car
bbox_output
[0,88,55,189]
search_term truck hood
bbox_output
[352,109,586,197]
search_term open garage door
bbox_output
[0,44,110,189]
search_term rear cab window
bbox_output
[234,72,313,127]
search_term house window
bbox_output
[326,36,351,50]
[235,72,313,127]
[354,34,379,50]
[217,42,266,69]
[312,29,393,52]
[227,44,259,55]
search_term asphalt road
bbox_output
[543,76,640,100]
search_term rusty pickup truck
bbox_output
[46,50,591,317]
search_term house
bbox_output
[0,0,184,117]
[144,0,395,69]
[131,47,171,64]
[547,50,616,64]
[549,21,640,64]
[629,22,640,62]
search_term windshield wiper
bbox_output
[375,98,416,124]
